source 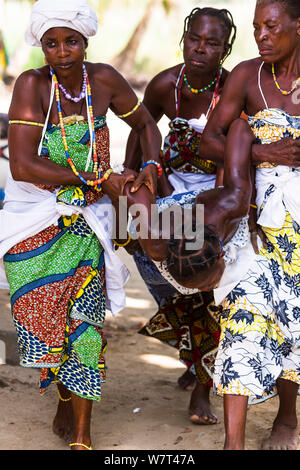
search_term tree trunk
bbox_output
[112,0,159,78]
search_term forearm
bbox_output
[10,155,95,186]
[137,119,162,164]
[251,143,270,165]
[199,131,226,164]
[124,130,143,171]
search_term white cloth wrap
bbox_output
[25,0,98,47]
[256,165,300,229]
[167,114,216,195]
[0,171,130,316]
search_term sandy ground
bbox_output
[1,249,300,452]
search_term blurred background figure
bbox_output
[0,113,8,209]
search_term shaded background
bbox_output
[0,0,259,112]
[0,0,260,191]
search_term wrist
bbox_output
[252,144,273,165]
[142,159,163,177]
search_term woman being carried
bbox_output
[124,6,237,426]
[0,0,161,451]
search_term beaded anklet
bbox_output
[69,442,92,451]
[112,234,132,248]
[57,389,71,402]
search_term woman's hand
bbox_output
[101,168,137,203]
[252,138,300,167]
[129,163,158,197]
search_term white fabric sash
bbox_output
[0,171,130,316]
[256,166,300,229]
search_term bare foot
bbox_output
[178,370,196,391]
[261,418,299,450]
[52,399,74,442]
[189,382,218,425]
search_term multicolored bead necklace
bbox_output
[183,67,222,94]
[272,63,300,96]
[50,65,106,190]
[58,64,87,102]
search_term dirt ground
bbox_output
[1,248,300,452]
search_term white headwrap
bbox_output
[25,0,98,47]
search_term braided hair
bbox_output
[180,7,237,63]
[256,0,300,18]
[166,225,222,285]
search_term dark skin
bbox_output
[9,27,161,191]
[8,26,161,451]
[123,13,231,423]
[125,14,231,196]
[200,1,300,451]
[102,117,253,429]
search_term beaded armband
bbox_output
[117,99,142,119]
[9,120,44,127]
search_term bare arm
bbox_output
[201,60,300,167]
[8,70,97,185]
[200,63,248,163]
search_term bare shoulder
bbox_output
[9,66,49,120]
[228,58,262,79]
[143,63,183,102]
[86,62,129,87]
[13,67,49,92]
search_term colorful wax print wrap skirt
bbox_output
[133,191,221,387]
[4,116,110,401]
[213,109,300,404]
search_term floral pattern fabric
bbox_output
[213,109,300,404]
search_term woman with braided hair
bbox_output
[124,6,238,427]
[200,0,300,450]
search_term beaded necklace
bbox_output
[183,67,222,94]
[272,63,300,96]
[58,64,87,102]
[50,66,103,190]
[173,65,222,147]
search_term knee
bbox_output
[228,118,255,143]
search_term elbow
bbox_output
[10,163,24,181]
[10,161,31,182]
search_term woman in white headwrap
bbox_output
[2,0,161,450]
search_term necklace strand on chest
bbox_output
[50,66,111,190]
[272,63,300,96]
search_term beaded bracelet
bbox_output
[142,160,163,177]
[250,203,258,209]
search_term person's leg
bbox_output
[261,378,299,450]
[178,369,196,391]
[53,383,73,441]
[69,393,93,450]
[223,394,248,450]
[189,383,217,425]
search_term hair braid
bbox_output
[180,7,237,62]
[166,225,222,284]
